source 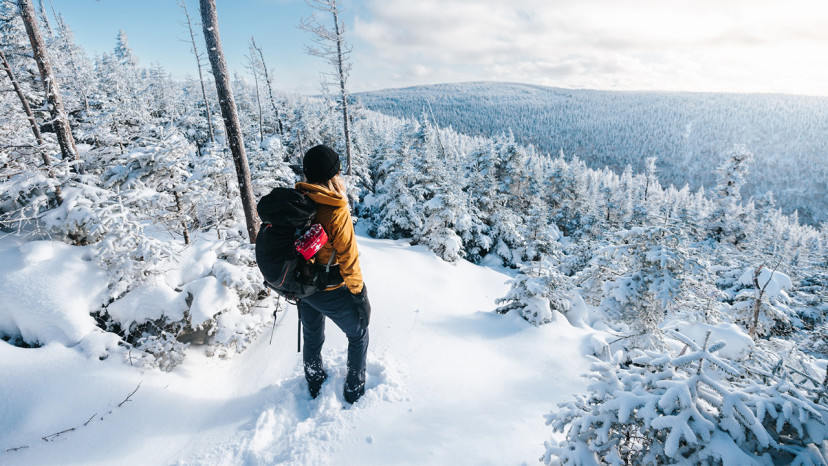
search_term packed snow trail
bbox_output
[1,231,594,465]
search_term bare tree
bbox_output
[299,0,353,175]
[249,37,284,139]
[1,43,61,203]
[178,0,214,143]
[199,0,259,243]
[17,0,77,165]
[245,38,264,143]
[0,45,44,149]
[36,0,50,36]
[748,261,781,338]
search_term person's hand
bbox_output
[351,284,371,329]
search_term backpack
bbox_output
[255,187,342,302]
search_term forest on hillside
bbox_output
[1,1,827,463]
[357,82,828,226]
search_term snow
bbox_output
[0,239,107,348]
[677,322,754,360]
[106,277,187,330]
[737,266,793,300]
[183,275,240,328]
[0,231,594,464]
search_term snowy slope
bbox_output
[1,230,594,465]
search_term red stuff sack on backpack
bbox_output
[295,224,328,260]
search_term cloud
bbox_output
[350,0,828,95]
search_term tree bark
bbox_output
[173,190,191,245]
[18,0,78,165]
[199,0,259,243]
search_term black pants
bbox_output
[298,286,369,398]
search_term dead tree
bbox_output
[178,0,214,143]
[299,0,353,175]
[246,39,264,143]
[748,262,781,338]
[36,0,50,36]
[18,0,77,165]
[199,0,259,243]
[249,37,284,139]
[1,43,61,203]
[0,46,45,151]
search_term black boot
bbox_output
[343,382,365,404]
[308,369,328,399]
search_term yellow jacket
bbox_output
[295,182,364,294]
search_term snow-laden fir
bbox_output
[1,4,827,464]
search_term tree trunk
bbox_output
[18,0,78,166]
[174,190,190,245]
[199,0,259,243]
[332,6,352,176]
[748,264,765,338]
[179,0,214,143]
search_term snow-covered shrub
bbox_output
[544,330,828,465]
[496,259,571,325]
[598,225,692,343]
[726,265,797,337]
[0,156,64,234]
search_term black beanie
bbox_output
[303,145,341,182]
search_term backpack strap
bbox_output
[314,251,344,288]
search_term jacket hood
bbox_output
[295,182,348,208]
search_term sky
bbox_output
[45,0,828,96]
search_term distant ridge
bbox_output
[356,82,828,225]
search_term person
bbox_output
[295,144,371,404]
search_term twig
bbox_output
[42,427,75,442]
[83,413,97,427]
[608,331,647,345]
[118,382,141,407]
[5,445,29,452]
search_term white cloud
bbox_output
[350,0,828,95]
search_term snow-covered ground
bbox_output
[1,231,595,465]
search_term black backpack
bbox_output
[255,187,342,302]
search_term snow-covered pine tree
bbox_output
[544,330,828,465]
[598,223,692,345]
[709,144,755,245]
[368,121,426,239]
[496,257,570,325]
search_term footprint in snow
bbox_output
[241,351,408,465]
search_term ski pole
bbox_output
[297,305,302,353]
[269,308,278,345]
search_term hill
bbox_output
[356,82,828,225]
[0,229,594,464]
